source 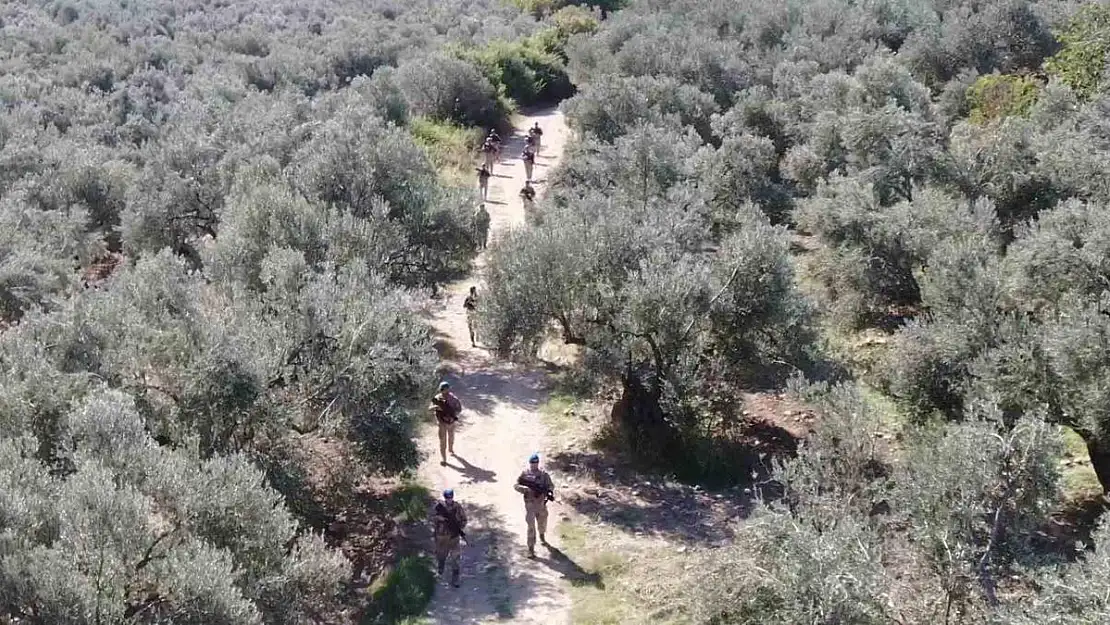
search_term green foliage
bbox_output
[510,0,624,20]
[795,180,998,328]
[1045,3,1110,99]
[395,52,513,132]
[685,384,1064,623]
[363,556,437,625]
[0,390,349,623]
[530,6,602,61]
[967,73,1042,123]
[893,404,1062,616]
[456,38,575,106]
[483,124,816,476]
[563,74,719,142]
[409,117,485,181]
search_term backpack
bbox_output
[432,395,459,424]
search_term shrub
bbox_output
[0,390,350,624]
[456,39,575,106]
[510,0,624,20]
[394,52,512,132]
[409,116,484,181]
[893,404,1061,613]
[530,6,601,62]
[562,74,719,142]
[967,73,1042,124]
[1045,3,1110,99]
[363,555,437,624]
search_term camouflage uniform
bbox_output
[514,465,554,555]
[520,183,536,212]
[474,204,490,249]
[530,124,543,152]
[433,499,468,586]
[431,390,462,463]
[477,166,490,200]
[522,150,535,182]
[463,289,479,346]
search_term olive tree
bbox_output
[0,390,349,624]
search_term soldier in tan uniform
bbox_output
[430,381,462,465]
[433,488,468,588]
[514,453,555,557]
[474,203,490,249]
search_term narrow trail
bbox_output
[417,107,573,625]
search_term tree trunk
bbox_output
[611,369,679,465]
[1085,437,1110,494]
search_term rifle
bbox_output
[434,502,467,543]
[517,475,555,502]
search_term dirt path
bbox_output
[417,108,573,625]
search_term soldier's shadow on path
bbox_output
[426,503,564,623]
[446,454,497,484]
[537,545,605,589]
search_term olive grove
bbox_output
[0,0,592,619]
[477,0,1110,620]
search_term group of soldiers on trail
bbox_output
[431,121,557,588]
[430,444,558,588]
[473,123,545,224]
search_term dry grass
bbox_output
[555,519,701,625]
[1060,426,1102,499]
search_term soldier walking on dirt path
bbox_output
[529,122,543,153]
[514,453,555,558]
[463,286,479,346]
[430,381,462,465]
[522,148,536,182]
[481,140,497,173]
[474,203,490,249]
[520,180,536,213]
[476,164,490,200]
[433,488,468,588]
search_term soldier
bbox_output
[488,130,502,163]
[514,453,555,558]
[522,148,536,182]
[481,140,497,173]
[433,488,468,588]
[474,203,490,249]
[463,285,478,346]
[519,180,536,212]
[476,164,491,201]
[430,381,462,465]
[530,122,543,152]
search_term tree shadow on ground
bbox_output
[1027,493,1108,564]
[423,502,565,623]
[444,453,497,485]
[550,448,757,546]
[432,366,551,420]
[536,545,604,589]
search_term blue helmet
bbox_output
[528,453,539,464]
[439,381,450,390]
[443,488,454,499]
